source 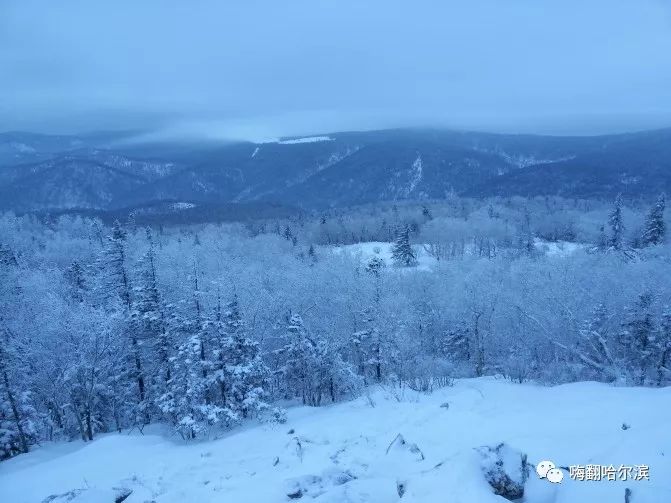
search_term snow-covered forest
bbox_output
[4,0,671,500]
[1,194,669,459]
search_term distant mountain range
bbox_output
[1,128,670,217]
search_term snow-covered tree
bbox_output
[5,196,671,454]
[518,208,535,256]
[641,193,666,247]
[159,331,235,439]
[131,232,172,408]
[422,206,433,221]
[350,303,398,383]
[391,226,417,267]
[576,303,618,381]
[60,308,119,442]
[619,293,656,385]
[0,244,18,267]
[441,322,471,363]
[214,295,270,418]
[97,221,147,421]
[0,248,36,458]
[277,314,319,404]
[365,256,386,276]
[307,244,317,263]
[98,220,132,310]
[655,307,671,386]
[312,338,361,404]
[0,326,36,459]
[608,194,625,250]
[64,261,86,303]
[279,313,358,406]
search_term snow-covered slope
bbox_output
[328,240,583,272]
[276,136,334,145]
[329,241,437,271]
[2,378,669,503]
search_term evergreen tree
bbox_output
[278,314,319,404]
[308,244,317,263]
[0,245,18,267]
[159,331,233,439]
[0,248,36,458]
[351,324,384,382]
[657,307,671,386]
[99,220,132,309]
[64,261,86,303]
[279,313,358,405]
[641,193,666,247]
[350,303,397,383]
[219,295,270,418]
[441,322,471,363]
[190,261,209,391]
[518,208,535,256]
[132,231,172,406]
[204,296,229,408]
[608,194,625,250]
[391,226,417,267]
[365,256,386,277]
[422,206,433,221]
[596,225,608,251]
[619,293,656,385]
[99,221,147,420]
[313,338,361,404]
[0,326,35,459]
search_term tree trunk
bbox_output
[71,404,88,442]
[85,407,94,441]
[2,369,29,454]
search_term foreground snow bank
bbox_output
[2,379,669,502]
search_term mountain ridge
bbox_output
[1,127,670,214]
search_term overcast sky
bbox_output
[2,0,671,139]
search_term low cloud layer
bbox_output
[2,0,671,138]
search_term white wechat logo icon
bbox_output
[537,460,564,484]
[546,468,564,484]
[536,460,555,479]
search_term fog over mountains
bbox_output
[2,127,670,217]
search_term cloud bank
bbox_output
[2,0,671,138]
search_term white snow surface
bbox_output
[534,238,585,257]
[329,241,437,271]
[170,202,196,210]
[2,378,669,503]
[9,142,37,153]
[276,136,334,145]
[398,155,423,197]
[328,240,583,271]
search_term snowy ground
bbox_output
[533,238,585,258]
[2,378,669,503]
[328,239,584,272]
[328,242,437,271]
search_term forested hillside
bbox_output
[1,194,669,463]
[2,128,671,213]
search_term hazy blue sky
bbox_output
[2,0,671,139]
